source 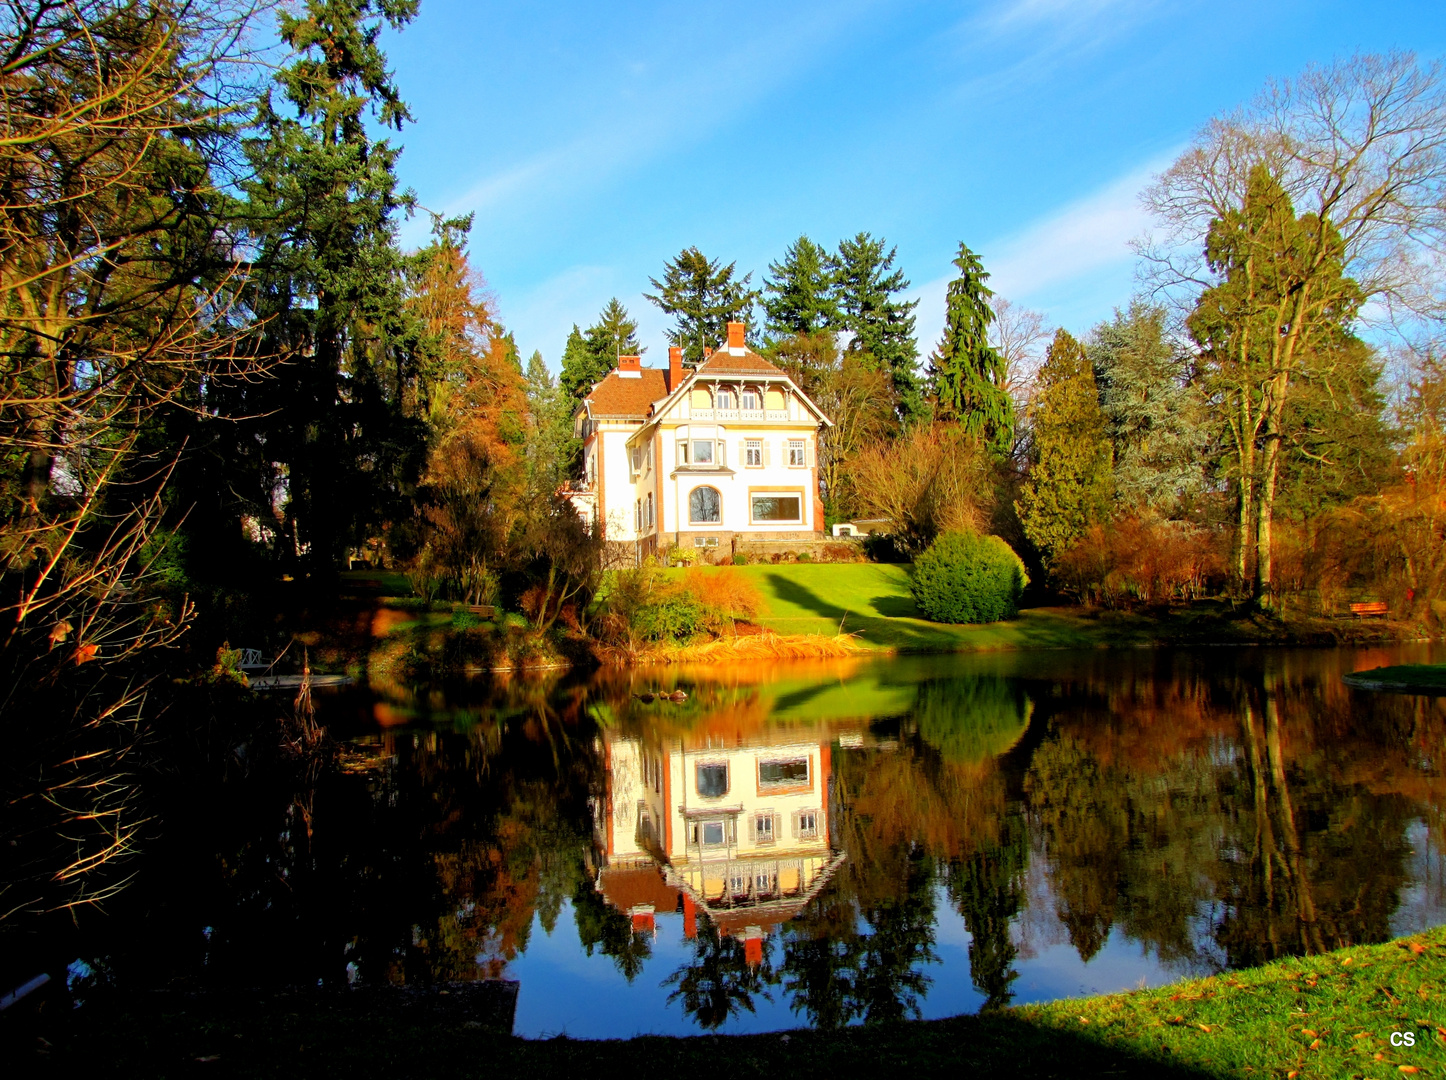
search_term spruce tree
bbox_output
[645,246,756,364]
[1090,300,1207,513]
[239,0,424,572]
[762,235,839,338]
[583,297,643,367]
[524,349,579,492]
[831,233,925,425]
[559,324,608,401]
[928,242,1014,457]
[1017,329,1113,565]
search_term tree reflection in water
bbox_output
[31,648,1446,1036]
[663,914,774,1029]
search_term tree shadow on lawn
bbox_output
[869,592,920,618]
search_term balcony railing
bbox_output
[689,408,790,422]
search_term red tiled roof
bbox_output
[695,350,787,377]
[597,865,682,914]
[585,369,669,418]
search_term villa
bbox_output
[594,727,845,962]
[569,321,833,560]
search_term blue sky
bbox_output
[381,0,1445,369]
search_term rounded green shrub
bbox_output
[732,553,749,565]
[910,531,1027,624]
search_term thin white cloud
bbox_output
[908,151,1177,356]
[978,0,1152,33]
[432,2,879,235]
[985,156,1166,298]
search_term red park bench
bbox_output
[1349,601,1389,618]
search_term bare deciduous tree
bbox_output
[0,0,271,920]
[1140,52,1446,604]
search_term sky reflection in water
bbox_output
[72,646,1446,1037]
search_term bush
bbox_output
[1053,517,1226,608]
[732,553,749,565]
[910,531,1027,624]
[680,567,762,631]
[797,551,812,563]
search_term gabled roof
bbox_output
[694,350,788,377]
[583,368,669,420]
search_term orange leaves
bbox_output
[680,567,763,627]
[74,642,98,665]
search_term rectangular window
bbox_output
[754,812,775,843]
[742,390,761,411]
[788,440,806,467]
[745,439,762,467]
[691,440,714,465]
[796,810,819,839]
[695,536,719,547]
[760,758,809,788]
[701,821,725,847]
[751,494,803,524]
[696,762,728,798]
[677,441,688,466]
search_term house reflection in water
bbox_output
[594,730,846,964]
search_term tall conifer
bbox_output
[1017,330,1113,564]
[762,235,838,338]
[928,242,1014,457]
[831,233,925,425]
[645,247,756,364]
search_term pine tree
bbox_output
[928,242,1014,457]
[762,235,839,338]
[1090,300,1207,513]
[831,233,925,425]
[1017,329,1113,565]
[645,246,756,364]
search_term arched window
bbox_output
[689,486,721,524]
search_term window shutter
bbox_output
[763,442,771,467]
[747,815,755,840]
[790,811,799,838]
[739,439,746,463]
[807,439,815,467]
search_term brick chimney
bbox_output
[702,345,714,359]
[616,354,641,379]
[668,345,684,391]
[726,321,746,355]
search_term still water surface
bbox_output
[60,646,1446,1036]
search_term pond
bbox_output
[32,645,1446,1037]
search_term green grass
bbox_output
[1344,663,1446,693]
[18,927,1446,1078]
[687,563,1286,653]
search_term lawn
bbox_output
[19,926,1446,1078]
[1344,664,1446,693]
[689,563,1269,653]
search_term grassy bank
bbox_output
[16,927,1446,1078]
[688,563,1418,653]
[1345,663,1446,693]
